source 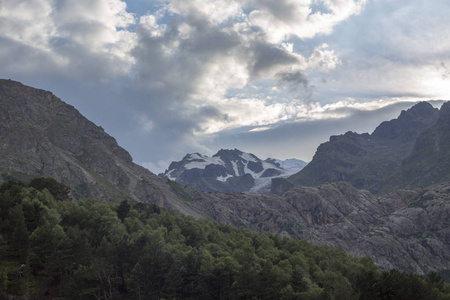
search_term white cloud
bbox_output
[307,43,340,72]
[247,0,367,43]
[0,0,136,79]
[197,96,426,135]
[249,126,271,132]
[168,0,244,25]
[313,0,450,102]
[0,0,54,51]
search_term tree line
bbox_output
[0,178,449,299]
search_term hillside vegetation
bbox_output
[1,179,450,299]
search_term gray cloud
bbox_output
[248,42,299,79]
[0,37,57,76]
[440,62,450,80]
[250,0,301,24]
[275,70,312,99]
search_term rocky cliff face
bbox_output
[399,102,450,187]
[285,182,450,274]
[276,102,443,194]
[180,181,450,275]
[161,149,306,193]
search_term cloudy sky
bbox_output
[1,0,450,173]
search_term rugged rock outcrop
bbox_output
[275,102,445,194]
[181,181,450,275]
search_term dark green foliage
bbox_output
[1,180,450,299]
[117,200,131,221]
[7,204,28,260]
[29,177,71,201]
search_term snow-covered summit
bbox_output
[161,149,307,193]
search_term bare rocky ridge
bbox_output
[276,101,446,194]
[1,79,449,276]
[0,79,204,217]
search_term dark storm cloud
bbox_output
[195,106,235,124]
[275,70,312,98]
[248,43,299,79]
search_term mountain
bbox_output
[183,180,450,275]
[400,102,450,187]
[160,149,307,193]
[1,79,449,276]
[273,101,447,194]
[0,79,203,217]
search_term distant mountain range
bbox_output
[1,79,449,276]
[273,101,450,194]
[160,149,307,193]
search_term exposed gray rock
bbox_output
[278,101,445,194]
[0,79,205,218]
[175,180,450,275]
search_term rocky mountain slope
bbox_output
[1,79,449,276]
[0,79,203,217]
[273,101,448,194]
[161,149,307,193]
[180,181,450,275]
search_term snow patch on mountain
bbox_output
[161,149,307,193]
[230,160,239,176]
[240,152,258,163]
[184,156,225,170]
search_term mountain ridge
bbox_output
[0,79,205,217]
[274,101,447,194]
[161,148,307,193]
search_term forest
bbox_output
[1,178,449,299]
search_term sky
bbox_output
[1,0,450,174]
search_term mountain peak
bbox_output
[213,148,244,158]
[438,101,450,123]
[0,80,194,211]
[0,78,24,87]
[371,101,439,140]
[162,149,306,193]
[282,101,449,194]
